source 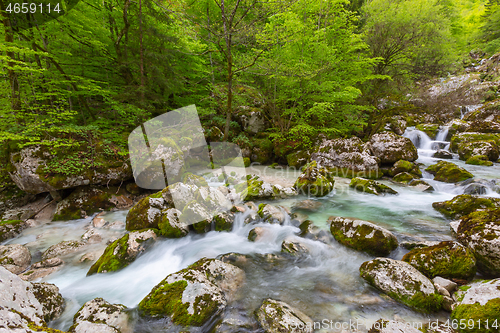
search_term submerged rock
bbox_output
[293,161,335,197]
[256,299,313,333]
[368,131,418,164]
[402,241,476,280]
[451,278,500,333]
[311,137,381,179]
[20,258,64,281]
[425,161,473,183]
[466,155,494,166]
[360,258,443,312]
[329,217,398,256]
[42,240,86,260]
[87,229,158,275]
[456,208,500,277]
[433,150,453,159]
[70,298,131,333]
[31,282,65,323]
[138,258,244,327]
[349,177,398,195]
[432,194,500,219]
[292,199,323,212]
[0,243,31,274]
[0,219,27,242]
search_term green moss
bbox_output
[466,155,493,166]
[213,213,233,232]
[126,195,164,231]
[243,157,251,167]
[182,173,208,187]
[402,241,476,280]
[87,234,130,275]
[158,210,188,238]
[425,161,473,183]
[432,195,500,219]
[293,161,335,197]
[349,177,398,195]
[393,172,417,184]
[450,133,500,153]
[451,298,500,333]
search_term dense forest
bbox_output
[1,0,499,184]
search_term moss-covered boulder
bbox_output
[368,131,418,164]
[182,200,212,234]
[456,208,500,277]
[234,175,297,201]
[329,217,398,256]
[311,137,381,179]
[182,173,208,187]
[9,143,131,195]
[432,194,500,219]
[257,204,286,224]
[425,161,473,183]
[157,208,188,238]
[389,160,422,178]
[293,161,335,197]
[416,124,440,139]
[53,186,132,221]
[126,191,171,231]
[286,150,311,168]
[70,298,131,333]
[0,244,31,274]
[138,258,244,327]
[402,241,476,280]
[408,179,435,192]
[393,172,418,184]
[250,138,274,164]
[466,155,494,166]
[87,229,158,275]
[349,177,398,195]
[213,210,235,232]
[462,102,500,133]
[360,258,443,313]
[451,279,500,333]
[0,219,26,242]
[458,140,499,162]
[450,132,500,155]
[256,299,313,333]
[31,282,64,323]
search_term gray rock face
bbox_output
[20,258,64,281]
[242,110,267,134]
[329,217,398,256]
[0,266,58,332]
[458,140,499,161]
[311,137,380,176]
[256,299,313,333]
[433,150,453,159]
[70,298,131,333]
[31,282,64,322]
[9,145,131,195]
[258,204,286,224]
[0,244,31,274]
[368,132,418,164]
[360,258,443,312]
[138,258,244,327]
[42,240,87,260]
[433,277,457,294]
[0,220,27,242]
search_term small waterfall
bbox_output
[435,126,449,142]
[403,127,451,158]
[403,128,433,150]
[460,105,482,119]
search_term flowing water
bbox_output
[3,132,500,332]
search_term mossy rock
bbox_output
[393,172,417,184]
[182,173,208,187]
[235,175,296,201]
[408,179,435,192]
[450,132,500,154]
[0,220,26,242]
[390,160,422,178]
[286,150,310,168]
[458,140,499,161]
[349,177,398,195]
[329,217,398,256]
[432,194,500,219]
[87,229,158,275]
[466,155,493,166]
[456,208,500,277]
[360,258,443,313]
[293,161,335,197]
[256,298,314,333]
[425,161,473,183]
[158,208,188,238]
[402,241,476,280]
[213,211,235,232]
[416,124,440,139]
[368,131,418,164]
[250,138,274,164]
[243,157,251,167]
[451,279,500,333]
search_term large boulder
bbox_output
[450,132,500,156]
[87,229,158,275]
[456,208,500,277]
[349,177,398,195]
[457,140,499,162]
[157,208,188,238]
[0,219,27,242]
[329,217,398,256]
[256,299,313,333]
[293,161,335,197]
[462,102,500,133]
[432,194,500,219]
[31,282,65,323]
[402,241,476,280]
[311,137,381,179]
[425,161,474,183]
[389,160,422,178]
[0,244,31,274]
[70,298,131,333]
[451,278,500,333]
[9,144,131,195]
[53,186,133,221]
[368,132,418,164]
[0,266,66,332]
[286,150,310,168]
[360,258,443,312]
[138,258,244,327]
